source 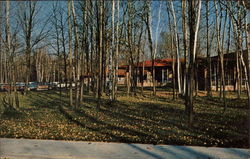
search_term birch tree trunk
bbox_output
[166,2,176,100]
[215,0,226,109]
[109,0,115,101]
[5,0,13,108]
[68,0,73,107]
[114,0,120,100]
[97,0,103,109]
[71,0,81,109]
[170,0,182,95]
[182,0,188,96]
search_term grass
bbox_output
[0,87,249,148]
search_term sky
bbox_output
[3,1,249,58]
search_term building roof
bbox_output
[211,50,248,62]
[119,58,186,69]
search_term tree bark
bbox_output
[68,0,73,107]
[145,1,156,96]
[114,0,120,100]
[170,0,182,95]
[206,0,212,97]
[186,0,202,126]
[182,0,188,96]
[97,0,103,109]
[71,0,81,109]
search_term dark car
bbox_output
[16,82,25,91]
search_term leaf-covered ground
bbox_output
[0,88,249,148]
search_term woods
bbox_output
[0,0,249,142]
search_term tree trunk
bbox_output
[186,0,202,126]
[170,0,182,95]
[141,52,145,96]
[97,0,103,109]
[206,0,212,97]
[68,0,73,107]
[166,2,175,100]
[145,1,156,96]
[114,0,120,100]
[243,2,250,108]
[71,0,81,109]
[182,0,188,96]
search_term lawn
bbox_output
[0,88,249,148]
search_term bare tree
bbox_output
[114,0,120,100]
[170,0,182,95]
[145,1,156,95]
[17,1,50,94]
[67,0,73,107]
[182,0,188,96]
[166,2,176,100]
[71,0,81,109]
[186,0,202,126]
[242,1,250,108]
[214,0,226,109]
[108,0,115,101]
[97,0,104,109]
[206,0,212,97]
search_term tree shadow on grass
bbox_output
[58,106,136,143]
[59,97,195,145]
[196,96,249,110]
[22,90,249,148]
[27,91,68,110]
[1,108,25,120]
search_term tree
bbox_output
[67,0,73,107]
[114,0,120,100]
[145,1,156,96]
[182,0,188,96]
[242,1,250,108]
[2,0,20,109]
[71,0,81,109]
[170,0,182,95]
[214,0,226,109]
[186,0,202,126]
[206,0,212,97]
[109,0,115,101]
[97,0,104,109]
[166,2,177,100]
[18,1,50,94]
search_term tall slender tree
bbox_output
[186,0,202,126]
[67,0,73,107]
[71,0,81,109]
[170,0,182,95]
[206,0,212,97]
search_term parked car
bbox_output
[16,82,25,91]
[28,82,38,91]
[0,83,4,91]
[37,82,49,91]
[1,84,14,91]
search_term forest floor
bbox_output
[0,87,249,148]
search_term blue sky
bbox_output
[5,0,248,57]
